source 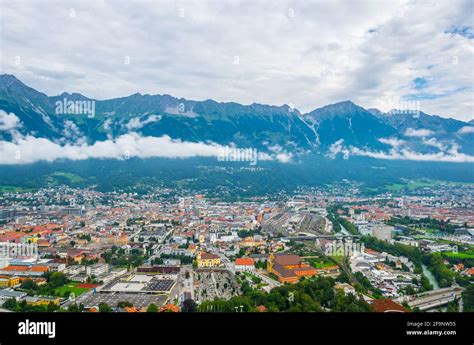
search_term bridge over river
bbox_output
[396,286,464,311]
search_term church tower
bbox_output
[267,252,274,273]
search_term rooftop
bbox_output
[235,258,255,266]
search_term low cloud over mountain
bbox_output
[1,75,473,165]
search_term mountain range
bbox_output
[1,74,473,163]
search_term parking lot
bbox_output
[148,279,174,292]
[101,273,177,293]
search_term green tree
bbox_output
[21,278,38,290]
[67,303,84,312]
[2,298,18,311]
[462,284,474,312]
[47,272,69,288]
[419,275,433,292]
[98,302,112,312]
[147,303,159,312]
[47,302,59,312]
[117,301,133,308]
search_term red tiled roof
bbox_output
[160,304,180,312]
[3,266,28,271]
[235,258,255,266]
[2,265,48,272]
[274,254,301,266]
[0,275,15,280]
[200,252,219,260]
[370,299,409,313]
[125,307,140,313]
[31,266,48,272]
[465,268,474,276]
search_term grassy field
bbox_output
[384,183,405,192]
[54,282,90,297]
[384,179,439,192]
[0,185,34,193]
[306,257,337,269]
[50,172,85,183]
[380,179,474,194]
[443,251,474,259]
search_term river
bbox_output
[422,264,440,290]
[339,223,350,236]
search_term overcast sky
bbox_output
[1,0,473,121]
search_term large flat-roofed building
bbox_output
[46,262,66,272]
[129,274,153,283]
[0,265,48,277]
[137,266,180,274]
[373,224,393,242]
[72,292,168,310]
[0,209,16,221]
[268,254,317,283]
[25,296,61,306]
[110,282,146,292]
[64,265,86,275]
[100,273,177,294]
[86,263,109,276]
[0,289,26,303]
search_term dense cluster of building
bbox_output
[0,182,472,312]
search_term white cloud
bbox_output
[0,133,225,164]
[328,137,474,163]
[257,152,273,161]
[458,126,474,134]
[327,139,346,159]
[0,110,22,131]
[61,120,82,139]
[125,115,161,130]
[379,137,406,147]
[404,128,435,137]
[267,144,284,153]
[275,153,293,163]
[422,137,448,151]
[1,0,472,120]
[266,143,294,162]
[0,132,293,165]
[348,146,474,163]
[103,118,113,131]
